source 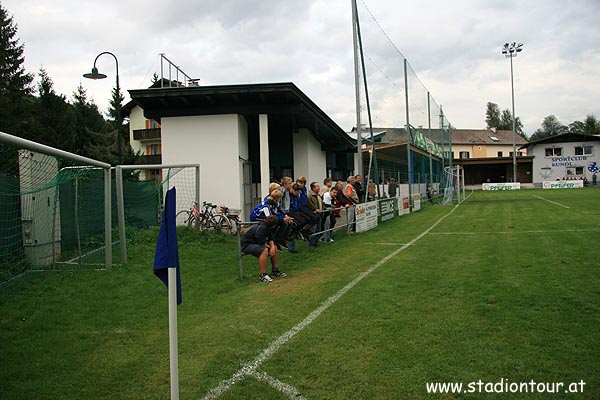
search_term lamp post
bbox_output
[502,42,523,183]
[83,51,122,164]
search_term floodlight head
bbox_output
[516,43,523,52]
[83,67,107,80]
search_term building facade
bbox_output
[520,133,600,186]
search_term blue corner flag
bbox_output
[154,187,182,305]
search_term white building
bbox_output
[127,82,356,219]
[520,133,600,186]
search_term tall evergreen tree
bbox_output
[0,3,34,134]
[30,67,77,150]
[71,84,113,159]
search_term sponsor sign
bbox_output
[542,180,584,189]
[413,130,442,157]
[551,156,589,167]
[356,201,379,233]
[482,182,521,191]
[399,197,410,216]
[412,194,421,211]
[378,198,397,223]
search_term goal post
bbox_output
[0,131,112,283]
[115,164,200,265]
[441,165,465,205]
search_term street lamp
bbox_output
[502,42,523,183]
[83,51,122,164]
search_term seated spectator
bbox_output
[306,181,324,247]
[240,215,286,282]
[249,189,291,247]
[295,176,320,227]
[321,186,338,243]
[319,177,333,196]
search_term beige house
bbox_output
[450,128,527,159]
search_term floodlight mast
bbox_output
[501,42,523,183]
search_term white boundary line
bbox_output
[248,371,306,400]
[364,242,409,246]
[200,195,469,400]
[430,229,597,235]
[532,195,570,209]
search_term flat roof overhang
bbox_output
[128,82,355,152]
[452,156,534,165]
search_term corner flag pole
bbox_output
[153,187,182,400]
[168,267,179,400]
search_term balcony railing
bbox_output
[140,154,162,164]
[133,128,161,141]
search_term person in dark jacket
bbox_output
[241,216,286,282]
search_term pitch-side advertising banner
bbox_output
[482,182,521,190]
[378,198,397,223]
[542,180,584,189]
[412,194,421,211]
[356,201,378,233]
[399,197,410,216]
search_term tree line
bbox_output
[0,3,137,165]
[484,102,599,142]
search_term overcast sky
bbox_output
[4,0,600,136]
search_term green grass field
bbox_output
[1,188,599,399]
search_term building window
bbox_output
[574,145,593,156]
[149,144,160,155]
[443,151,453,159]
[459,151,470,159]
[545,147,562,157]
[497,151,503,157]
[566,166,584,176]
[509,151,524,157]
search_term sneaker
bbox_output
[327,238,334,243]
[259,273,273,282]
[271,268,287,277]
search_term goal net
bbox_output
[440,165,465,205]
[0,132,112,287]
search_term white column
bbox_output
[259,114,270,197]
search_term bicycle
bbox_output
[176,201,201,228]
[177,201,228,232]
[218,206,241,235]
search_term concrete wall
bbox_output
[293,128,327,184]
[128,106,146,154]
[530,140,600,183]
[161,114,244,215]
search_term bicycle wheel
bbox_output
[227,216,239,235]
[214,215,232,234]
[176,210,193,227]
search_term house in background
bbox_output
[450,128,532,185]
[520,132,600,186]
[126,82,355,219]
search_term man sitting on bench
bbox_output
[240,215,286,282]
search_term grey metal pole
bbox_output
[427,92,433,185]
[104,168,112,268]
[404,59,412,208]
[195,166,201,208]
[351,0,363,178]
[115,166,127,265]
[510,54,517,183]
